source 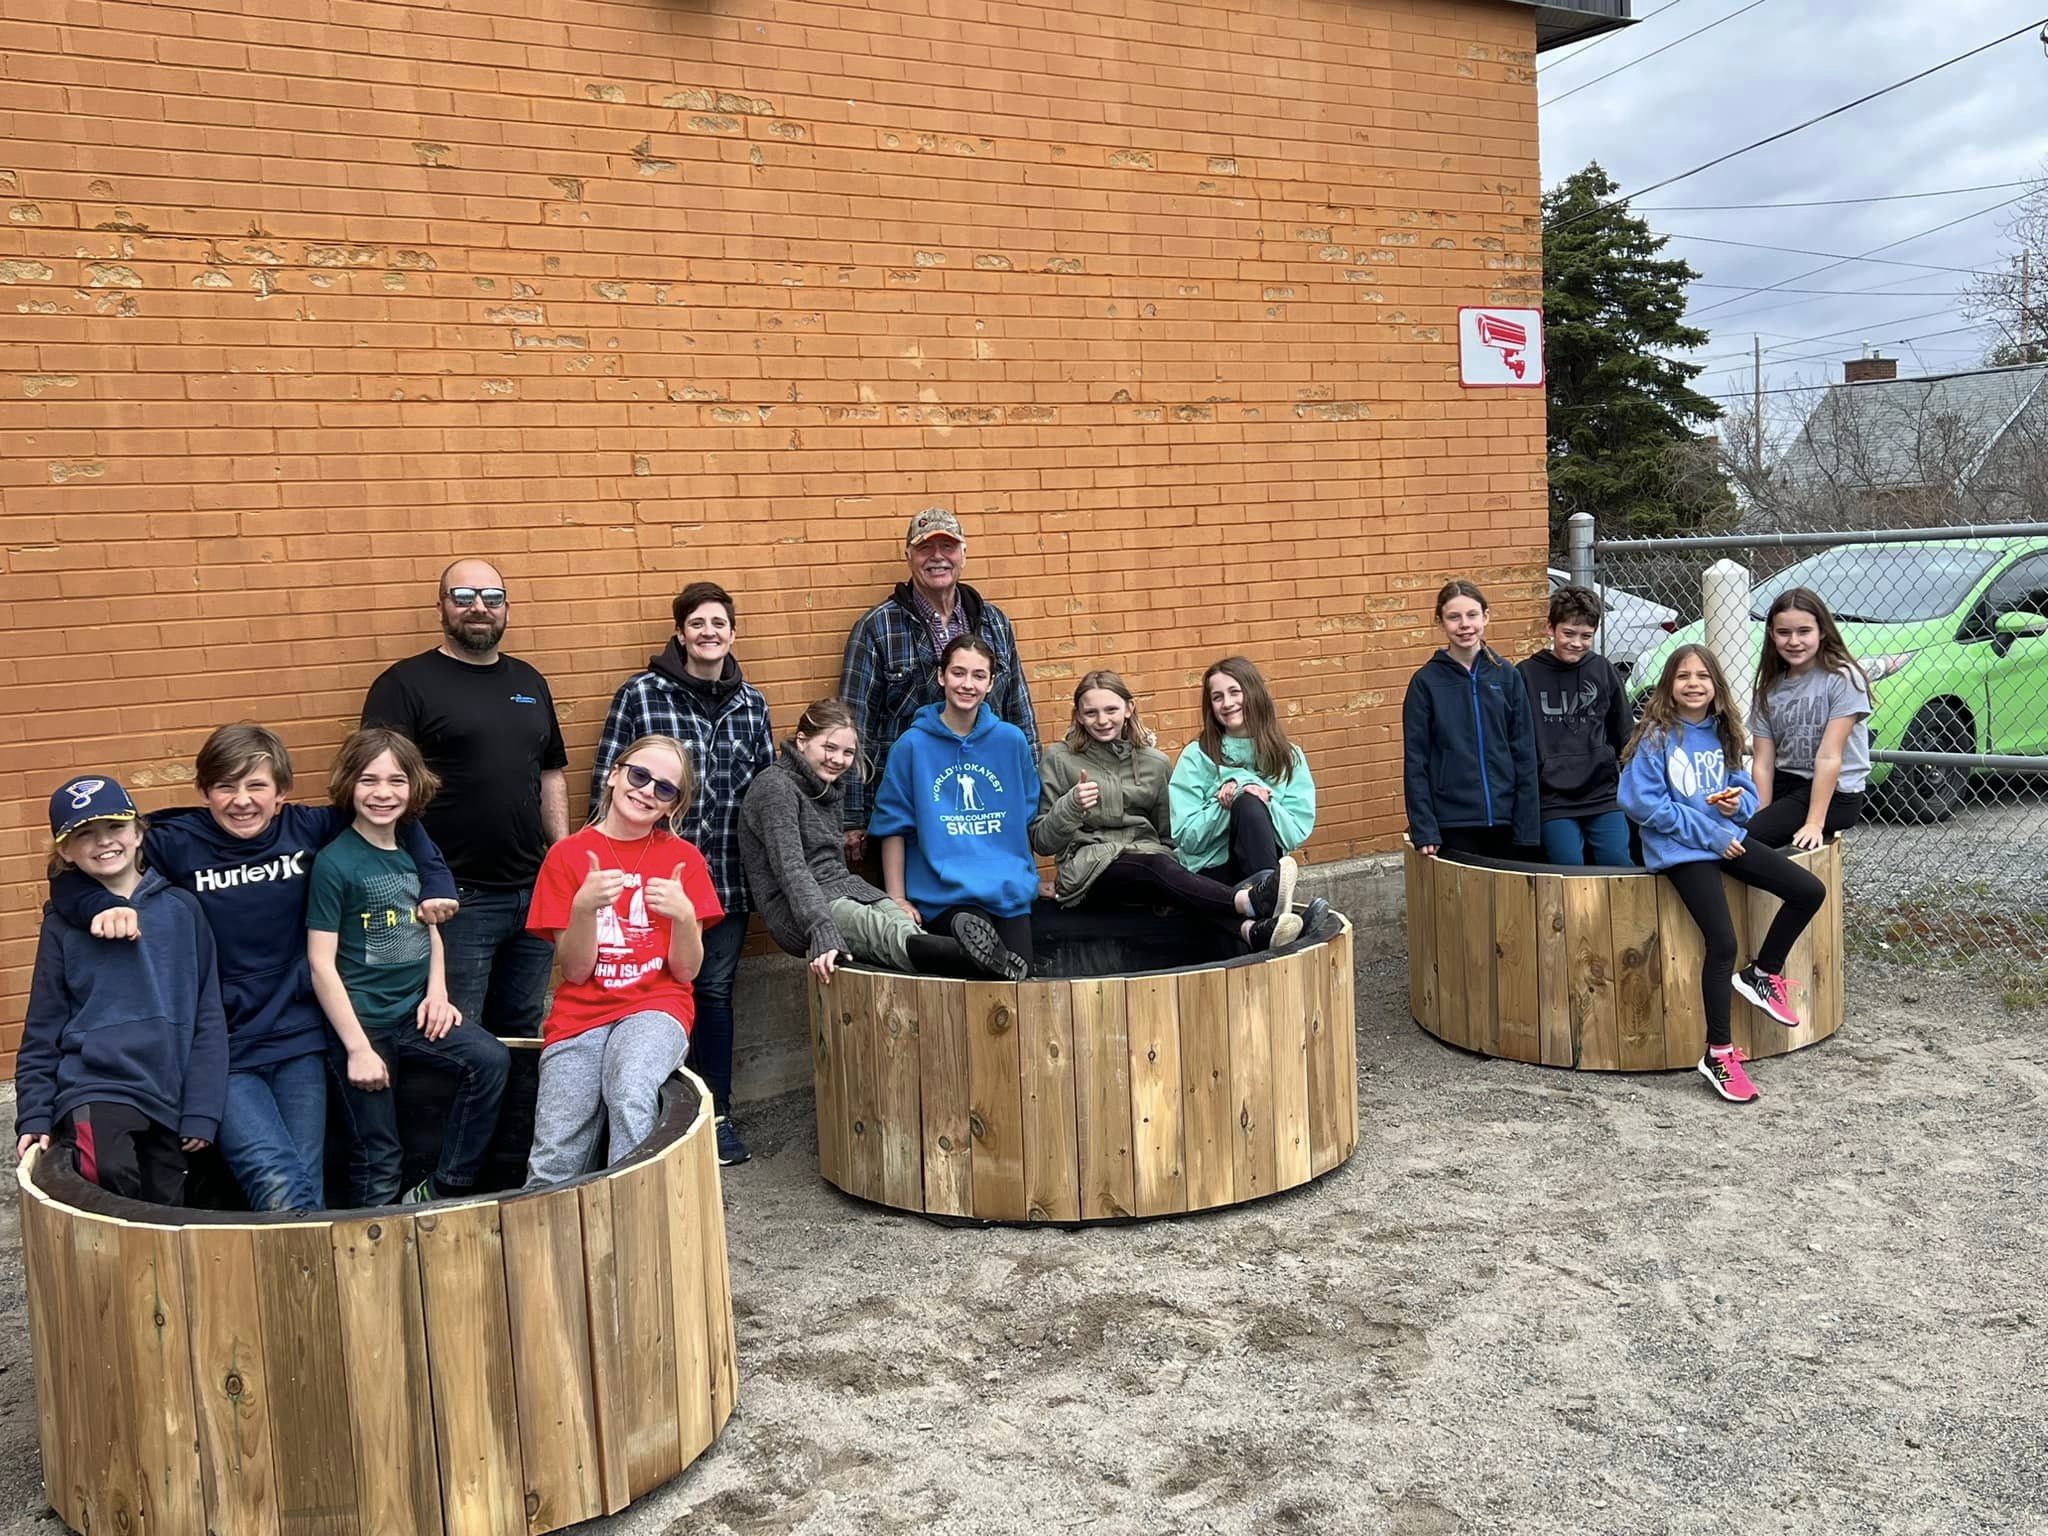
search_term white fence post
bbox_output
[1702,559,1752,691]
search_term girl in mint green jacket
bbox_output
[1169,658,1317,928]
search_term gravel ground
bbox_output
[1846,780,2048,956]
[2,953,2044,1536]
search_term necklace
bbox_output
[595,826,658,887]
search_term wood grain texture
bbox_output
[1431,858,1469,1050]
[1069,977,1136,1220]
[662,1136,715,1468]
[1564,878,1619,1070]
[963,981,1027,1221]
[181,1224,280,1536]
[1657,875,1709,1069]
[838,968,883,1203]
[331,1215,444,1536]
[691,1140,740,1437]
[1458,862,1499,1054]
[415,1205,524,1536]
[1327,925,1361,1160]
[1177,967,1234,1210]
[1492,871,1541,1064]
[1534,874,1573,1066]
[1018,980,1081,1222]
[119,1223,205,1536]
[501,1191,604,1532]
[610,1160,683,1498]
[1609,875,1666,1073]
[18,1190,73,1531]
[1125,974,1186,1217]
[255,1222,363,1536]
[577,1181,632,1515]
[1226,960,1278,1204]
[872,972,926,1211]
[75,1215,131,1536]
[808,972,844,1189]
[914,976,974,1218]
[1267,951,1312,1190]
[1404,844,1438,1033]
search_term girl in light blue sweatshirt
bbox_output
[1617,645,1826,1106]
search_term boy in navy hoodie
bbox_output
[49,723,456,1210]
[17,777,227,1204]
[1517,584,1634,866]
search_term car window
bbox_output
[1977,551,2048,626]
[1750,546,2003,624]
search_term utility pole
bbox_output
[1752,334,1763,471]
[2022,250,2033,359]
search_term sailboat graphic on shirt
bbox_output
[595,880,655,958]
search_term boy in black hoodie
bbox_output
[1516,585,1634,866]
[17,777,227,1204]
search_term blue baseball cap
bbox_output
[49,776,138,839]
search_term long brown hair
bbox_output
[326,728,441,820]
[1623,644,1747,766]
[1755,586,1872,710]
[1197,656,1296,782]
[1064,669,1155,752]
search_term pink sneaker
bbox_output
[1699,1044,1758,1103]
[1733,964,1801,1028]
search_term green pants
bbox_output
[830,896,917,970]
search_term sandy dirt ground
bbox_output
[1,953,2043,1536]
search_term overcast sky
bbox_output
[1538,0,2048,417]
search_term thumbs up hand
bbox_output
[573,850,627,915]
[644,863,698,924]
[1074,768,1100,811]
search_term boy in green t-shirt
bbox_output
[308,730,509,1206]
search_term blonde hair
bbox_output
[327,728,441,820]
[1064,670,1156,752]
[47,814,148,879]
[592,735,696,836]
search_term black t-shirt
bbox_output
[361,649,568,888]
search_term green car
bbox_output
[1628,536,2048,821]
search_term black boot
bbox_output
[948,912,1030,981]
[905,932,975,977]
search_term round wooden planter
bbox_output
[807,911,1359,1222]
[1403,840,1845,1068]
[14,1053,737,1536]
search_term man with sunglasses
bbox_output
[590,579,772,1165]
[361,558,570,1039]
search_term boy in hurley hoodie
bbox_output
[17,777,227,1204]
[49,723,456,1210]
[1517,584,1634,866]
[869,635,1043,971]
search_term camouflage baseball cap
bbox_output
[905,507,965,546]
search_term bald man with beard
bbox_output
[361,558,569,1040]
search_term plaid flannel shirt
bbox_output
[838,581,1039,829]
[589,653,774,914]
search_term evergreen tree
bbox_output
[1543,163,1729,543]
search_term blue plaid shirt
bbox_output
[838,581,1038,830]
[589,647,774,914]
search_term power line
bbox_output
[1696,344,2037,405]
[1639,178,2037,213]
[1691,306,1966,368]
[1537,0,1690,69]
[1664,230,1997,277]
[1689,283,1960,296]
[1695,323,2007,397]
[1545,17,2048,229]
[1540,0,1773,108]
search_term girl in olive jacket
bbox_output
[1031,671,1293,949]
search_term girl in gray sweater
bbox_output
[738,699,1026,983]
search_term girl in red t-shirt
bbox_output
[524,734,722,1183]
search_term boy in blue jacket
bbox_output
[17,777,227,1204]
[48,723,457,1210]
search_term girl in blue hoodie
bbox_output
[869,635,1039,976]
[17,776,227,1205]
[1402,580,1541,859]
[48,723,457,1210]
[1617,646,1827,1105]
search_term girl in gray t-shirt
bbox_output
[1749,588,1872,850]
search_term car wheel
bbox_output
[1880,701,1973,823]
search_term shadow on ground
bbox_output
[1,955,2042,1535]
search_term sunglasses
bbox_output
[620,763,681,802]
[443,587,508,610]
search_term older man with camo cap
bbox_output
[837,507,1038,860]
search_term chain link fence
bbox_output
[1560,516,2048,982]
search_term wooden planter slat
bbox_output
[1410,846,1845,1070]
[811,922,1359,1222]
[17,1066,732,1536]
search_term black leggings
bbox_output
[1085,851,1242,935]
[1747,772,1865,849]
[925,905,1034,970]
[1196,793,1283,885]
[1664,848,1827,1048]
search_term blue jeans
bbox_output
[1539,811,1634,867]
[218,1052,327,1211]
[686,913,748,1116]
[329,1020,511,1206]
[442,884,555,1039]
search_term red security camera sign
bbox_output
[1458,306,1545,388]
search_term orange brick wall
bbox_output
[0,0,1549,1067]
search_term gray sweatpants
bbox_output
[525,1010,690,1186]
